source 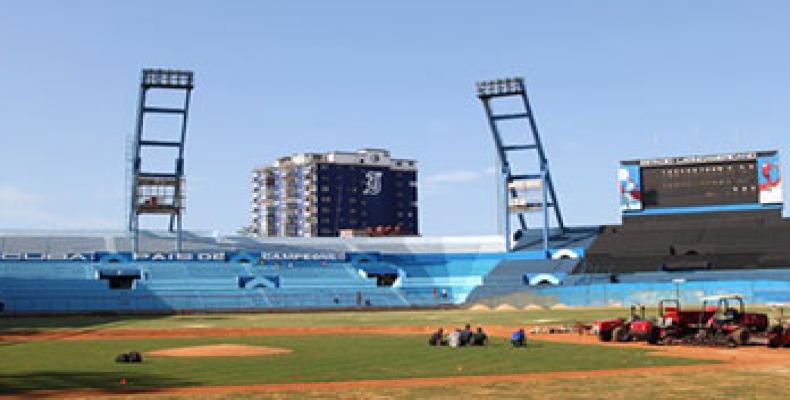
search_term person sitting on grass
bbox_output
[459,323,473,346]
[428,328,447,346]
[471,327,488,346]
[448,328,461,348]
[511,328,527,347]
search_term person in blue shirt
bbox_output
[459,324,473,346]
[511,328,527,347]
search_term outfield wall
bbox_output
[512,280,790,307]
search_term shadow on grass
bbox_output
[0,315,165,334]
[0,316,111,333]
[0,371,197,395]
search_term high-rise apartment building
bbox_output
[251,149,418,237]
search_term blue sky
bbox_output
[1,1,788,235]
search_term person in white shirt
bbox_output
[448,329,461,348]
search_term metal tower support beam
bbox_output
[476,77,565,255]
[128,69,194,253]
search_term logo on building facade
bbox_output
[363,171,383,195]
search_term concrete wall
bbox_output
[528,280,790,307]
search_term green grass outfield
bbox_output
[0,334,707,395]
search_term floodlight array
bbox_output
[476,77,524,97]
[142,69,194,88]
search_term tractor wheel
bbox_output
[731,328,749,347]
[647,326,661,345]
[612,326,623,342]
[693,330,709,346]
[768,333,782,348]
[599,329,613,342]
[613,326,631,342]
[767,326,783,349]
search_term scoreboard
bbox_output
[619,151,783,213]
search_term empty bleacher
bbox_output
[1,236,106,254]
[464,259,577,303]
[0,259,412,313]
[581,211,790,274]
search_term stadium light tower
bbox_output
[476,77,564,255]
[128,69,194,252]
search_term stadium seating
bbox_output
[0,236,106,254]
[2,228,789,313]
[464,259,576,303]
[0,259,412,313]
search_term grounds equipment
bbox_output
[594,305,652,342]
[649,295,770,347]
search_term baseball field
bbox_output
[1,308,788,399]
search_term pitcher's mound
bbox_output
[148,344,292,357]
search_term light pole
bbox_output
[672,278,686,301]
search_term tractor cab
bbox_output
[701,294,744,328]
[627,304,646,322]
[700,294,767,333]
[657,299,680,327]
[627,305,653,338]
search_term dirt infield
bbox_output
[3,325,789,399]
[147,344,292,358]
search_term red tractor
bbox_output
[695,294,769,347]
[595,305,653,342]
[648,294,776,347]
[645,298,713,345]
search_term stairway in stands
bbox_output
[464,258,578,303]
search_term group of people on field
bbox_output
[428,324,528,348]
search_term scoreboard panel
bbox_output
[619,151,783,214]
[640,161,757,208]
